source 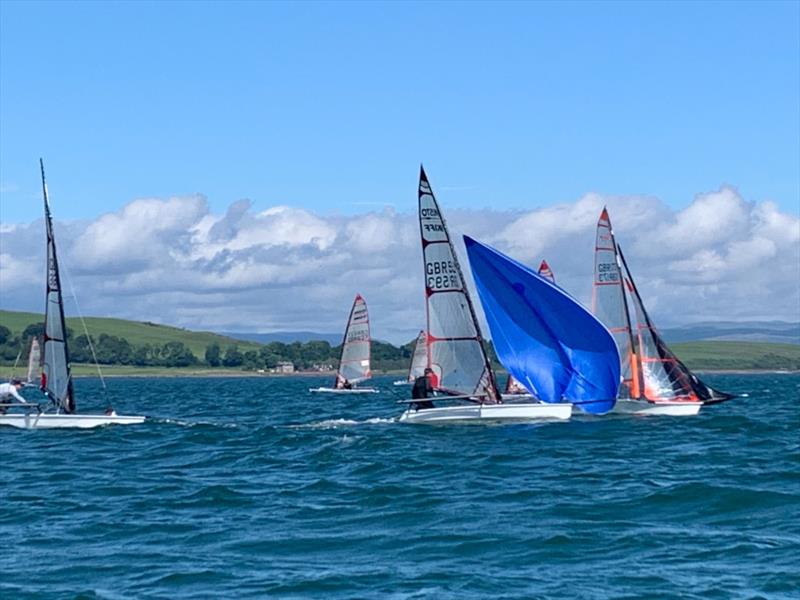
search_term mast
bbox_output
[40,159,75,413]
[418,166,500,401]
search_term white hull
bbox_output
[0,413,147,429]
[309,387,380,394]
[399,402,572,424]
[610,399,702,416]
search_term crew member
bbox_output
[411,368,435,410]
[0,379,27,414]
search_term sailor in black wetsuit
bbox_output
[411,368,435,410]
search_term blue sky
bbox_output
[1,0,798,223]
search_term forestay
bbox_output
[335,294,372,387]
[592,208,640,399]
[41,160,75,413]
[618,246,734,404]
[418,167,500,401]
[464,236,620,414]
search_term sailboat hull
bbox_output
[0,413,147,429]
[309,387,379,394]
[399,402,572,424]
[610,399,701,416]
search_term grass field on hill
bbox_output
[0,310,262,359]
[669,341,800,371]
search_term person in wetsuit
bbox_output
[411,368,435,410]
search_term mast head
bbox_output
[419,164,429,183]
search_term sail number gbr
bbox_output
[597,262,620,282]
[426,260,460,290]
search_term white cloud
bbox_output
[0,186,797,343]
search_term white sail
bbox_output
[592,208,640,399]
[335,294,371,387]
[26,338,41,385]
[41,160,75,413]
[418,167,499,401]
[406,330,428,383]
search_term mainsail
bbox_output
[26,338,41,385]
[464,236,620,414]
[40,159,75,413]
[592,208,640,399]
[406,330,428,383]
[618,246,735,404]
[418,167,500,401]
[334,294,372,388]
[505,260,554,395]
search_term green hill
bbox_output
[0,310,261,358]
[669,341,800,371]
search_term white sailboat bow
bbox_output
[0,160,146,429]
[310,294,378,394]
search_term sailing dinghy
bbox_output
[465,237,620,415]
[0,161,146,429]
[592,208,734,415]
[310,294,379,394]
[393,330,427,386]
[398,168,570,423]
[503,260,555,399]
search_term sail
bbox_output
[504,260,556,395]
[592,208,640,399]
[618,246,735,404]
[406,330,428,383]
[26,338,41,385]
[418,167,500,401]
[40,160,75,413]
[538,260,555,283]
[464,236,620,413]
[335,294,371,387]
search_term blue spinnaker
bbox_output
[464,236,620,414]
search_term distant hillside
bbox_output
[669,341,800,371]
[661,321,800,345]
[220,330,343,345]
[0,310,262,359]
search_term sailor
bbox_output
[341,378,353,390]
[0,379,27,414]
[411,368,435,410]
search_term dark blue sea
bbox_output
[2,374,798,599]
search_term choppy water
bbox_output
[1,374,798,599]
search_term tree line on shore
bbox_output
[0,322,422,372]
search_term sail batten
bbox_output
[418,167,500,401]
[334,294,372,387]
[40,159,75,413]
[464,236,620,413]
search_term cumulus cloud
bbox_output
[0,186,797,344]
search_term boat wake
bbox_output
[287,417,396,429]
[155,418,240,429]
